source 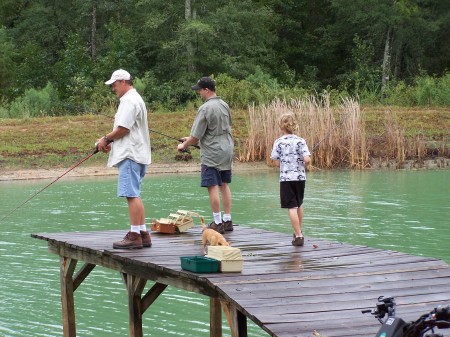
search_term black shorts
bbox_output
[280,180,305,208]
[201,164,232,187]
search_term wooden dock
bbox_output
[32,226,450,337]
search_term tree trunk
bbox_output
[185,0,196,73]
[381,27,394,90]
[394,43,403,80]
[91,0,97,62]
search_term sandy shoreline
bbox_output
[0,161,273,181]
[1,158,448,181]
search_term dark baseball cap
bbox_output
[191,76,216,91]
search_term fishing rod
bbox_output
[0,147,99,223]
[53,101,200,150]
[149,129,200,149]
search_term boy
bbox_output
[270,113,311,246]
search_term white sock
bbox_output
[213,212,222,224]
[140,224,147,232]
[223,214,231,222]
[131,225,140,233]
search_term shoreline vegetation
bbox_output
[0,98,449,181]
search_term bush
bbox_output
[415,73,450,106]
[381,72,450,107]
[8,83,59,118]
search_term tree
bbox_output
[329,0,448,86]
[0,27,18,98]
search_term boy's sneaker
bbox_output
[291,233,304,246]
[140,230,152,248]
[207,221,225,234]
[113,231,143,249]
[223,220,233,231]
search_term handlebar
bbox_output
[403,305,450,337]
[362,296,449,337]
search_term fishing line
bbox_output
[0,148,99,223]
[149,129,200,149]
[310,109,349,153]
[53,101,200,149]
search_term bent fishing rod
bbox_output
[0,147,99,223]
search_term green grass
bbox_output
[0,106,448,170]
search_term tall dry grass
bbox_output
[238,94,370,169]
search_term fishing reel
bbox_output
[175,147,192,161]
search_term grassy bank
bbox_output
[0,105,448,171]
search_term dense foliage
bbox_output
[0,0,449,117]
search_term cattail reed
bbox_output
[238,94,370,169]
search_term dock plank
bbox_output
[32,226,450,337]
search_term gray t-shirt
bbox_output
[190,96,233,170]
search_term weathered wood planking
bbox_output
[32,226,450,337]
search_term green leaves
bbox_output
[0,0,449,112]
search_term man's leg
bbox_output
[112,196,144,249]
[127,197,145,226]
[207,185,225,233]
[219,183,232,215]
[207,185,221,213]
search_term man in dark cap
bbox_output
[178,76,234,233]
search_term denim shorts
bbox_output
[200,164,232,187]
[117,159,147,197]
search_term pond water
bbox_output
[0,168,448,336]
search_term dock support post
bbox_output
[210,297,222,336]
[221,301,247,337]
[60,257,77,337]
[123,273,147,337]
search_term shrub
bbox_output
[8,82,58,118]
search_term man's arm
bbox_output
[96,126,130,152]
[177,136,199,152]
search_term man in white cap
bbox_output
[96,69,152,249]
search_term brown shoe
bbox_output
[223,220,233,231]
[140,230,152,248]
[207,221,225,234]
[113,231,143,249]
[292,233,304,246]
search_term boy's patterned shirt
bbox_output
[270,134,310,181]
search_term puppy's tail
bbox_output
[200,216,206,230]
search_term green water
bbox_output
[0,169,449,336]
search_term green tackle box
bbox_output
[180,256,219,273]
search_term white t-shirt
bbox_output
[107,89,151,167]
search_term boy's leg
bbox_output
[288,207,302,237]
[297,205,304,236]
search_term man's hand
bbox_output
[177,143,186,152]
[96,136,112,153]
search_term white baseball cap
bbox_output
[105,69,131,85]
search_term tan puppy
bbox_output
[200,216,230,255]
